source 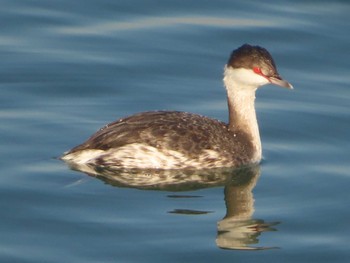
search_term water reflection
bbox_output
[217,167,279,250]
[66,163,279,250]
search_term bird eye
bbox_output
[253,67,262,75]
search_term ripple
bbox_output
[55,15,293,36]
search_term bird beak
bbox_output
[269,76,293,89]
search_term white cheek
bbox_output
[224,67,269,89]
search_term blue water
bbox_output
[1,0,350,262]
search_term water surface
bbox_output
[1,0,350,262]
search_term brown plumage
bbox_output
[65,111,254,168]
[61,44,292,169]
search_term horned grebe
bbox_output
[61,44,292,170]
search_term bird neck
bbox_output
[223,67,262,162]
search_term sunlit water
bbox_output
[1,0,349,262]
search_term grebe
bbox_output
[61,44,292,170]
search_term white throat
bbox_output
[223,66,268,162]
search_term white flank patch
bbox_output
[61,149,105,164]
[62,143,225,169]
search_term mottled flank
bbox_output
[62,111,255,169]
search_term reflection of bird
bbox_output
[216,166,279,250]
[217,218,279,250]
[61,44,292,170]
[65,159,279,250]
[66,164,252,191]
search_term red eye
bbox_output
[253,67,262,74]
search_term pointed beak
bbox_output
[268,75,293,89]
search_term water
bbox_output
[1,0,349,262]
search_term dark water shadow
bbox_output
[65,162,279,250]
